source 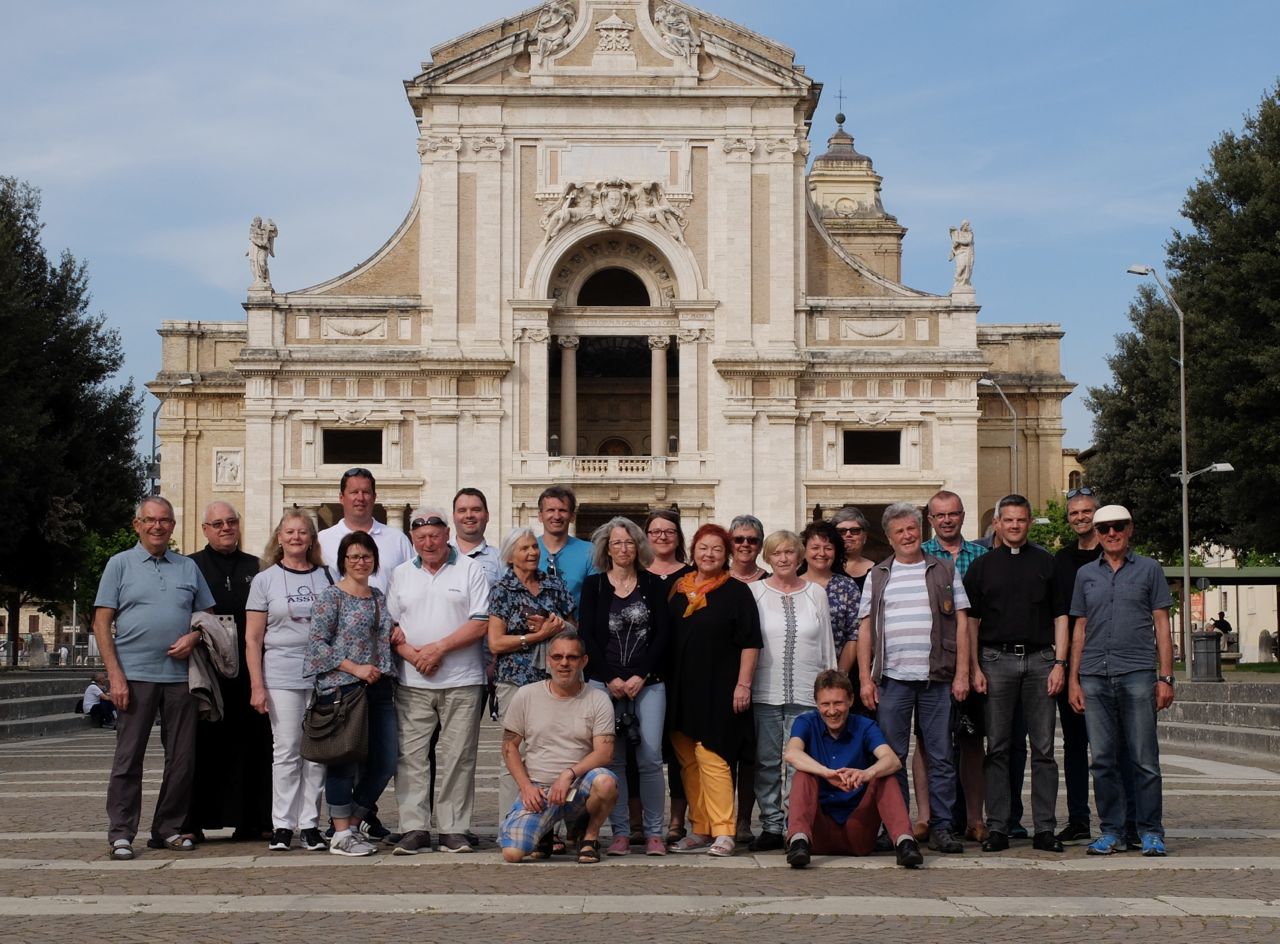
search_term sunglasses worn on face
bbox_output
[733,536,760,545]
[835,526,864,535]
[1095,521,1129,535]
[205,517,239,530]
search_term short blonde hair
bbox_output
[762,529,802,561]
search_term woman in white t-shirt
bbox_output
[246,511,334,853]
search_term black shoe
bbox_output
[748,830,785,852]
[324,819,335,840]
[268,828,293,851]
[1007,823,1029,840]
[465,830,481,847]
[1054,821,1092,845]
[300,828,327,851]
[1123,831,1142,852]
[786,837,811,868]
[981,831,1009,852]
[1032,831,1065,853]
[895,838,924,868]
[928,827,963,854]
[359,814,391,843]
[873,828,893,852]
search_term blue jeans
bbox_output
[590,681,667,838]
[325,676,399,821]
[877,677,956,832]
[1080,670,1164,838]
[981,646,1059,835]
[753,702,807,835]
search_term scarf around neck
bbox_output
[674,569,731,618]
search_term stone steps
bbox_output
[1157,719,1280,755]
[0,670,100,741]
[1163,698,1280,729]
[0,711,95,741]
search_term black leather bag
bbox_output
[300,683,368,766]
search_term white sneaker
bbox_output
[329,832,377,857]
[708,835,736,857]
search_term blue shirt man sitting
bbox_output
[783,669,924,869]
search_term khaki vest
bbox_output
[864,552,960,683]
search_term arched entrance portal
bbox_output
[546,236,679,458]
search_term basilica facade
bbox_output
[152,0,1072,554]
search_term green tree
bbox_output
[0,177,144,665]
[1087,82,1280,558]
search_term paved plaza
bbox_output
[2,719,1279,943]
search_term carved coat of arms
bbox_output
[593,178,637,227]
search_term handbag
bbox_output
[299,591,378,766]
[300,682,368,766]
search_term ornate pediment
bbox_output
[538,178,689,246]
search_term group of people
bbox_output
[92,471,1176,867]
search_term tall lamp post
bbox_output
[1127,265,1233,678]
[149,378,193,496]
[978,377,1018,494]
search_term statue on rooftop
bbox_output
[247,216,277,291]
[949,219,974,290]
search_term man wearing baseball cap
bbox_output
[1066,505,1174,857]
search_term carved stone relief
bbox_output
[532,1,576,63]
[654,3,699,63]
[595,11,634,52]
[539,178,687,245]
[213,449,244,489]
[547,236,678,305]
[321,317,388,341]
[839,319,905,341]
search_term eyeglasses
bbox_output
[204,517,239,530]
[609,540,637,549]
[548,653,584,663]
[1095,521,1129,535]
[1066,487,1096,499]
[137,516,175,527]
[410,516,448,529]
[732,535,761,546]
[344,553,375,563]
[835,525,864,535]
[647,528,677,538]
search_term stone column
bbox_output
[649,336,670,456]
[558,336,579,457]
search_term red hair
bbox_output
[689,523,732,569]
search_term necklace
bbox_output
[610,570,637,596]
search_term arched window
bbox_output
[577,267,650,306]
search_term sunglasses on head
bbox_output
[1095,520,1129,534]
[1066,487,1096,499]
[410,516,448,529]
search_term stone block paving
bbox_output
[2,720,1279,943]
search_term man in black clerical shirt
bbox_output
[964,494,1068,853]
[184,501,272,841]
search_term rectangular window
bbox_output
[843,430,901,465]
[322,429,382,466]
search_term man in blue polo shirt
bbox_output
[1067,504,1175,858]
[535,486,595,611]
[783,669,923,869]
[93,497,215,860]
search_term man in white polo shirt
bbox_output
[387,506,491,854]
[318,468,412,595]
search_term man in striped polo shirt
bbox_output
[857,502,971,854]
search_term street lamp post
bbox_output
[149,378,194,496]
[978,377,1018,494]
[1127,265,1233,678]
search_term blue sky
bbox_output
[4,0,1278,449]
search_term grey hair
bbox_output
[589,517,653,572]
[499,526,539,565]
[830,505,870,530]
[549,629,586,655]
[729,514,765,538]
[203,500,239,523]
[409,505,450,527]
[136,496,175,519]
[881,502,922,532]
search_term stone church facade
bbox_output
[152,0,1072,554]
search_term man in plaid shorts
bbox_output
[499,631,618,863]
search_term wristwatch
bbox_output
[1157,675,1175,686]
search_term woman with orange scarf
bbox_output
[666,523,762,857]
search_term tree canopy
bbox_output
[0,177,144,663]
[1087,82,1280,558]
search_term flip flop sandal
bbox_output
[528,832,557,860]
[576,838,601,864]
[110,840,134,861]
[147,834,196,851]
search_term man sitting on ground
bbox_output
[84,672,116,728]
[784,669,924,869]
[499,632,618,863]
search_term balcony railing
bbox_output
[550,456,670,478]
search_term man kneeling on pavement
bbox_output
[499,631,618,863]
[784,669,924,869]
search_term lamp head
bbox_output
[1127,264,1154,276]
[1209,462,1235,473]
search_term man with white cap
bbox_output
[1067,504,1174,857]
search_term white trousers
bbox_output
[266,687,326,831]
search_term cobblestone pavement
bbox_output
[2,719,1278,944]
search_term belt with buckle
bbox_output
[993,643,1051,656]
